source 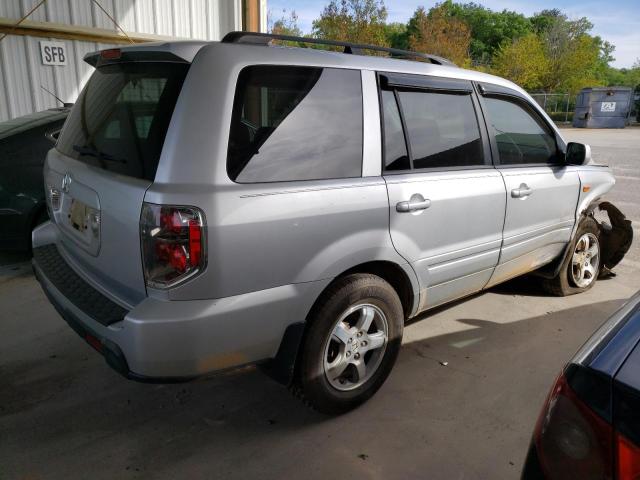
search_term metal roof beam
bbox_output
[0,17,175,45]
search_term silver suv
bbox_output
[33,33,632,414]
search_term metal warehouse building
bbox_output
[0,0,267,121]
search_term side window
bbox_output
[380,79,484,172]
[396,89,484,170]
[227,66,363,183]
[483,97,558,165]
[381,90,410,171]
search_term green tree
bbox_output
[435,1,532,64]
[269,9,303,37]
[604,60,640,88]
[531,12,608,92]
[531,9,592,37]
[530,9,561,34]
[406,5,472,66]
[312,0,389,48]
[384,22,408,50]
[492,33,549,90]
[305,1,625,95]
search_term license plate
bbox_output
[69,199,87,232]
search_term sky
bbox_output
[267,0,639,68]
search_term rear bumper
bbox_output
[34,262,141,380]
[33,242,329,380]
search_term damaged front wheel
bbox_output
[570,232,600,288]
[542,217,602,296]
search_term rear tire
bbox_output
[542,216,601,296]
[293,274,403,414]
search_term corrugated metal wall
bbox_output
[0,0,244,121]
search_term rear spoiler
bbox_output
[84,49,188,67]
[84,41,207,67]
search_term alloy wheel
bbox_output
[323,304,389,391]
[571,232,600,288]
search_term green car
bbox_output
[0,107,69,251]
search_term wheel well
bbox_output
[340,261,415,320]
[263,260,416,386]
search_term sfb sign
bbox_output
[40,41,67,66]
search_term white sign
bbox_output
[40,41,67,66]
[601,102,616,112]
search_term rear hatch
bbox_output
[45,53,190,307]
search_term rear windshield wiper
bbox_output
[72,145,126,164]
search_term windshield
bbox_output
[56,62,189,181]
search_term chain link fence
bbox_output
[530,91,640,125]
[529,93,574,124]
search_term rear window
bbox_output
[227,65,363,183]
[56,62,189,181]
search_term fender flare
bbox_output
[261,260,421,386]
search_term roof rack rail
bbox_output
[221,31,456,66]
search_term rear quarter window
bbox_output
[56,62,189,181]
[227,65,363,183]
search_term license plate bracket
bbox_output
[69,199,88,232]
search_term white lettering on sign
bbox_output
[601,102,616,112]
[40,41,67,66]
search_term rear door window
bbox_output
[380,74,485,172]
[397,90,484,169]
[56,62,189,181]
[227,66,363,183]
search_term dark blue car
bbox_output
[0,107,69,251]
[523,290,640,479]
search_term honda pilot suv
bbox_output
[33,33,632,414]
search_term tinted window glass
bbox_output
[397,90,483,169]
[227,66,362,183]
[381,90,410,171]
[484,97,558,165]
[57,62,189,181]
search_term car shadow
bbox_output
[488,274,550,298]
[406,276,551,328]
[0,251,32,283]
[0,250,31,266]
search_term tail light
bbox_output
[48,185,61,211]
[532,369,613,480]
[140,203,206,288]
[101,48,121,60]
[617,432,640,479]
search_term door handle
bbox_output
[511,183,533,198]
[396,194,431,213]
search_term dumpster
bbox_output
[573,86,633,128]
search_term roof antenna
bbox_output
[40,85,69,107]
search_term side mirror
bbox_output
[566,142,592,166]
